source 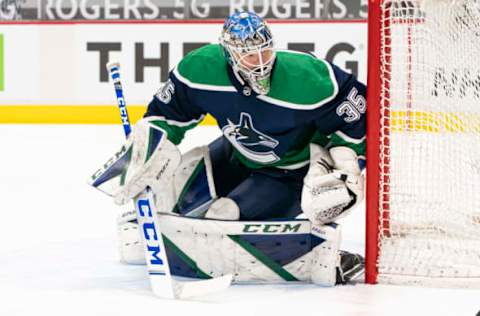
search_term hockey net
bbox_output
[366,0,480,286]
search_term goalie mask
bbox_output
[220,11,275,95]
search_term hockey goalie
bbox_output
[90,11,366,287]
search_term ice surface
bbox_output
[0,125,478,316]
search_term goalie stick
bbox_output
[106,61,232,299]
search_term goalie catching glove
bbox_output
[301,144,364,225]
[89,117,181,205]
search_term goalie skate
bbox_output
[336,251,365,285]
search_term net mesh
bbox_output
[377,0,480,285]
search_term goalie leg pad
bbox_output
[310,223,342,286]
[117,209,146,265]
[155,214,341,286]
[120,212,343,286]
[169,146,217,217]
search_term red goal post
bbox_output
[366,0,382,285]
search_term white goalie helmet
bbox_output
[219,11,276,95]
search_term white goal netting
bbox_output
[376,0,480,286]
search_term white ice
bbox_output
[0,125,478,316]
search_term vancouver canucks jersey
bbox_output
[145,44,366,170]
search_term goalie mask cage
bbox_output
[366,0,480,287]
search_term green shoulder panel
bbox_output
[176,44,232,87]
[264,51,337,108]
[149,118,202,145]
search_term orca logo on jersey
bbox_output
[222,112,280,164]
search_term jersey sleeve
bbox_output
[314,63,366,159]
[144,67,206,145]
